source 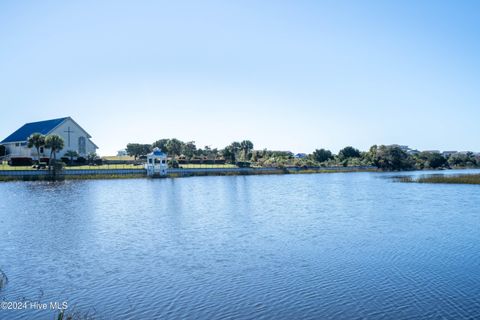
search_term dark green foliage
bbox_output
[372,145,414,171]
[236,161,251,168]
[415,151,447,169]
[183,141,197,159]
[152,139,169,152]
[338,146,361,159]
[64,150,79,165]
[166,139,184,159]
[42,134,65,177]
[126,143,151,160]
[168,159,179,168]
[27,133,45,161]
[447,152,478,168]
[9,157,34,166]
[222,142,241,163]
[312,149,333,163]
[240,140,254,161]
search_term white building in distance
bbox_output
[1,117,97,159]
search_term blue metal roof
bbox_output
[1,117,68,143]
[153,150,166,156]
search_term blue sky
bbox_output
[0,1,479,155]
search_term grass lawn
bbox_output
[0,163,34,170]
[102,155,136,161]
[178,164,237,169]
[0,162,239,171]
[66,164,144,170]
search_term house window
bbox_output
[15,143,20,147]
[78,137,86,154]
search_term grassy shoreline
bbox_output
[397,174,480,185]
[0,167,378,182]
[1,166,478,183]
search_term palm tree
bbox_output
[44,134,65,167]
[27,133,45,163]
[64,150,79,165]
[87,152,98,165]
[240,140,254,161]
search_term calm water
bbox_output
[0,171,479,319]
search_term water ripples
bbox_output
[0,172,479,319]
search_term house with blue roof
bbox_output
[1,117,98,160]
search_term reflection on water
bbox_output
[0,171,480,319]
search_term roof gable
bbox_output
[1,117,68,143]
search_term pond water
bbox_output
[0,170,479,319]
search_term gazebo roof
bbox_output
[149,147,166,157]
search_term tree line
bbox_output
[126,140,480,170]
[310,145,479,170]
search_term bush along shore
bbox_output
[397,174,480,185]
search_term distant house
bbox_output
[390,144,418,155]
[1,117,97,160]
[407,149,420,155]
[295,153,307,159]
[393,145,410,152]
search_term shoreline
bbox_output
[0,166,378,182]
[0,166,478,182]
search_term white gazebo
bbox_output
[145,147,168,177]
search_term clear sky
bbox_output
[0,0,479,156]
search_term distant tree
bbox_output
[251,150,259,162]
[27,133,45,162]
[182,141,197,160]
[240,140,254,161]
[126,143,151,160]
[222,146,236,164]
[448,152,477,168]
[211,148,219,160]
[228,142,243,163]
[416,152,447,169]
[312,148,333,163]
[152,139,170,153]
[204,145,212,158]
[373,145,413,171]
[363,145,378,165]
[64,150,79,165]
[44,134,65,170]
[231,142,241,157]
[222,142,241,163]
[87,152,99,165]
[338,146,361,159]
[166,138,184,160]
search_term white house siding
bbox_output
[4,142,33,157]
[3,118,97,159]
[49,118,97,157]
